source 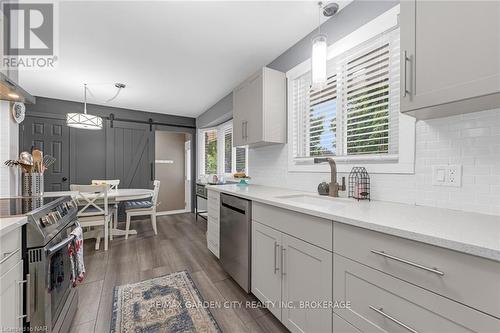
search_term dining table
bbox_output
[44,188,154,237]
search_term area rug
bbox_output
[110,271,222,333]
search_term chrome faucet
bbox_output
[314,157,346,197]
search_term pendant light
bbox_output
[311,2,339,91]
[66,84,103,130]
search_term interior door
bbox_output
[21,116,70,191]
[281,234,332,333]
[106,120,154,189]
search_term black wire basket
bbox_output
[348,167,370,201]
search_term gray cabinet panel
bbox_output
[251,221,282,320]
[333,254,500,332]
[401,0,500,118]
[282,234,332,333]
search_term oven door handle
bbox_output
[46,220,81,257]
[47,235,76,257]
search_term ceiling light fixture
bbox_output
[66,82,126,130]
[311,2,338,91]
[7,92,19,99]
[66,83,103,130]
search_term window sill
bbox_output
[289,154,414,174]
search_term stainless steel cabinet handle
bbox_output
[17,277,29,323]
[281,247,286,277]
[371,250,444,276]
[242,121,245,140]
[274,242,280,274]
[369,306,418,333]
[403,51,410,97]
[0,248,20,264]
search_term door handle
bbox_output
[62,177,68,182]
[17,275,30,323]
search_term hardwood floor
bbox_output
[70,213,289,333]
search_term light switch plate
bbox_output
[432,165,462,187]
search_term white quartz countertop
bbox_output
[207,184,500,262]
[0,215,28,237]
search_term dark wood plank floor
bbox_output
[70,213,289,333]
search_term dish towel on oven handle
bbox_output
[68,225,85,286]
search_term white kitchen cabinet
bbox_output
[281,234,332,333]
[333,254,500,332]
[233,67,286,147]
[206,189,220,258]
[400,0,500,119]
[251,221,282,320]
[0,260,24,332]
[251,219,332,333]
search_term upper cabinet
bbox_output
[233,67,286,147]
[400,0,500,119]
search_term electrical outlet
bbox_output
[432,165,462,187]
[448,164,462,187]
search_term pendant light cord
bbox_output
[86,85,124,103]
[318,2,322,35]
[83,83,88,114]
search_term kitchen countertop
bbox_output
[207,184,500,262]
[0,215,28,237]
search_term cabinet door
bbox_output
[0,260,23,331]
[281,234,332,333]
[233,71,263,146]
[401,0,500,113]
[251,221,282,320]
[232,94,245,147]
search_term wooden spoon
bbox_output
[32,149,43,173]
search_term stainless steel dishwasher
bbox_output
[220,193,251,293]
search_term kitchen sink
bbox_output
[274,194,347,210]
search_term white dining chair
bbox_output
[92,179,120,240]
[70,184,113,251]
[124,180,160,239]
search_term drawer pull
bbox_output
[371,250,444,276]
[1,248,20,264]
[370,306,418,333]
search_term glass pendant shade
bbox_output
[311,34,328,91]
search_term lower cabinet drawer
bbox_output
[334,222,500,318]
[333,254,500,333]
[0,229,22,276]
[333,312,360,333]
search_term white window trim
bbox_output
[287,4,415,174]
[198,120,249,178]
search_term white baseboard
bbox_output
[156,209,189,216]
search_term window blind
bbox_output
[224,128,232,173]
[292,27,400,159]
[204,130,217,174]
[235,147,246,172]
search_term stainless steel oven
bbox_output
[23,196,79,333]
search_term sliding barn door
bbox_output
[21,116,71,191]
[106,121,154,189]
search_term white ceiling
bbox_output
[20,1,350,118]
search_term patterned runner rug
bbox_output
[111,271,222,332]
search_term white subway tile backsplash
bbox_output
[249,108,500,216]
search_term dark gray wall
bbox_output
[195,0,399,126]
[24,97,198,211]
